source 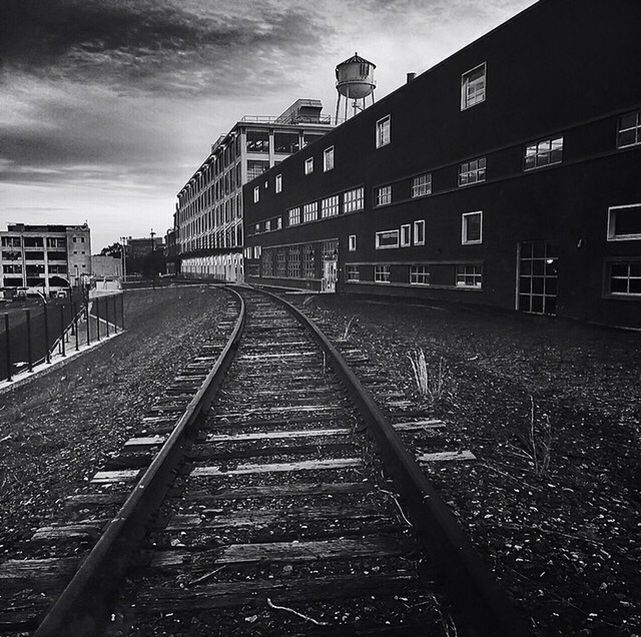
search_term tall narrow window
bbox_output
[414,220,425,245]
[375,185,392,206]
[304,157,314,175]
[376,115,391,148]
[461,63,486,110]
[462,211,483,245]
[400,224,411,247]
[348,234,357,251]
[275,174,282,193]
[524,137,563,170]
[253,186,259,203]
[323,146,335,172]
[617,111,641,148]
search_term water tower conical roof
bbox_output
[336,52,376,69]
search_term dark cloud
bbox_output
[0,0,332,95]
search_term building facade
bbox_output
[0,223,91,295]
[244,0,641,329]
[175,100,335,282]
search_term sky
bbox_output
[0,0,537,252]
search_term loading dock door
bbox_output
[517,241,558,315]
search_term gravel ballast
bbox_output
[287,293,641,636]
[0,285,228,558]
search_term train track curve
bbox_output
[0,286,527,636]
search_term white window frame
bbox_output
[321,195,340,218]
[617,110,641,149]
[303,201,318,223]
[459,157,486,186]
[288,207,301,226]
[275,174,282,193]
[524,137,564,171]
[411,174,432,198]
[607,204,641,241]
[343,187,365,213]
[607,261,641,296]
[376,115,391,149]
[413,220,425,246]
[375,229,400,250]
[409,265,431,285]
[253,186,259,203]
[323,146,334,172]
[348,234,357,252]
[462,211,483,245]
[400,224,411,247]
[461,62,486,110]
[456,264,483,288]
[304,157,314,175]
[374,265,391,283]
[346,264,359,282]
[375,185,392,207]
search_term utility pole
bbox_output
[150,229,155,290]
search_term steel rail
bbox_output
[254,286,529,637]
[34,288,246,637]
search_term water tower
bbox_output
[335,53,376,121]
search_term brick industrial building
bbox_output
[244,0,641,329]
[174,100,335,282]
[0,223,91,296]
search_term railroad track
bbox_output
[0,287,526,636]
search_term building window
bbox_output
[617,111,641,148]
[414,220,426,246]
[346,265,360,282]
[607,261,641,296]
[323,146,334,172]
[253,186,259,203]
[456,264,483,288]
[376,115,391,148]
[410,265,431,285]
[276,249,287,277]
[321,195,340,218]
[400,224,411,247]
[374,265,391,283]
[303,202,318,223]
[524,137,563,170]
[459,157,486,186]
[287,247,301,278]
[304,157,314,175]
[411,174,432,198]
[607,204,641,241]
[343,187,365,213]
[288,207,301,226]
[375,185,392,207]
[303,245,315,278]
[462,211,483,245]
[348,235,357,252]
[461,63,486,110]
[275,174,282,193]
[375,229,400,249]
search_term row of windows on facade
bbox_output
[180,223,244,253]
[345,263,483,288]
[179,131,327,209]
[1,250,78,262]
[0,237,77,248]
[255,106,641,208]
[181,195,243,240]
[1,264,70,275]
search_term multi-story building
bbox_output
[243,0,641,329]
[175,99,335,282]
[0,223,91,295]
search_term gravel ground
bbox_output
[0,285,228,558]
[289,294,641,637]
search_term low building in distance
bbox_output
[174,99,336,282]
[0,223,91,296]
[243,0,641,329]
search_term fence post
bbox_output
[85,297,90,346]
[120,294,125,330]
[60,304,66,357]
[112,294,118,333]
[96,297,100,341]
[44,303,51,364]
[105,296,110,337]
[4,313,11,382]
[26,309,33,372]
[73,301,79,351]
